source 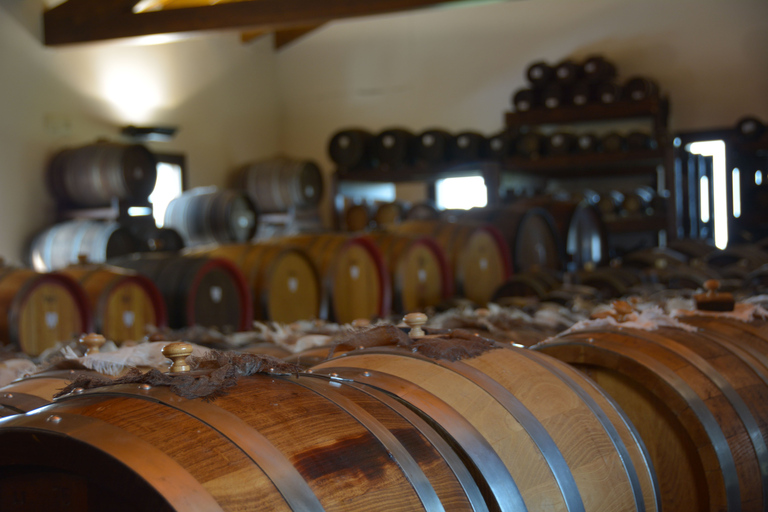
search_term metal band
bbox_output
[60,383,324,512]
[0,390,52,412]
[550,333,741,512]
[516,349,646,512]
[312,365,526,512]
[0,407,222,511]
[289,374,445,512]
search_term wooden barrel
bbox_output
[328,128,376,170]
[0,370,483,511]
[269,234,391,324]
[0,369,96,417]
[188,243,323,324]
[342,203,372,232]
[164,188,258,247]
[0,267,90,356]
[363,233,453,313]
[46,141,158,207]
[231,157,324,213]
[108,253,251,332]
[372,201,406,229]
[535,308,768,512]
[58,262,167,343]
[28,220,140,272]
[388,220,512,306]
[373,128,417,167]
[314,343,659,512]
[415,129,455,164]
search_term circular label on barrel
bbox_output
[518,100,530,111]
[422,134,435,147]
[338,135,350,148]
[479,258,488,271]
[418,269,427,283]
[458,136,469,148]
[530,67,543,79]
[556,67,569,79]
[584,61,596,73]
[602,92,614,103]
[545,98,558,108]
[305,185,315,197]
[490,138,503,151]
[210,286,223,304]
[350,265,360,280]
[45,311,59,329]
[123,311,135,327]
[383,135,395,148]
[288,276,299,293]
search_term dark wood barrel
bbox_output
[0,370,483,511]
[328,128,376,170]
[270,234,391,324]
[164,188,258,247]
[58,262,167,343]
[363,232,453,313]
[188,243,323,324]
[415,129,455,164]
[511,87,540,112]
[623,76,659,102]
[108,253,252,332]
[452,132,489,162]
[525,60,555,87]
[553,58,583,85]
[28,220,140,272]
[231,157,324,213]
[388,220,512,306]
[582,55,617,83]
[535,305,768,512]
[314,343,659,512]
[373,128,417,167]
[139,226,186,253]
[487,130,517,160]
[46,141,158,207]
[0,266,90,356]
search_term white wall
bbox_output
[277,0,768,222]
[0,0,281,263]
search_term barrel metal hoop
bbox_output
[0,391,52,413]
[314,365,526,512]
[59,384,324,512]
[288,373,445,512]
[0,407,223,511]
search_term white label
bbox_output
[422,134,435,147]
[133,167,143,179]
[531,67,542,79]
[418,269,427,283]
[210,286,223,304]
[632,90,643,101]
[350,265,360,280]
[123,311,135,328]
[305,185,315,197]
[574,95,586,105]
[338,136,350,148]
[238,215,250,228]
[45,311,58,329]
[602,93,614,103]
[491,139,502,151]
[288,277,299,293]
[383,135,395,148]
[585,62,596,73]
[519,101,530,111]
[480,258,488,270]
[545,98,558,108]
[458,136,469,148]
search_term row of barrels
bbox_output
[4,290,768,511]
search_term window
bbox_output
[435,176,488,210]
[147,153,186,227]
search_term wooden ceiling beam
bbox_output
[44,0,487,46]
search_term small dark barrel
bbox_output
[626,131,657,151]
[59,262,167,343]
[163,188,258,247]
[576,133,601,153]
[231,157,324,213]
[47,141,158,207]
[623,76,659,102]
[139,226,185,253]
[512,88,540,112]
[569,80,596,106]
[109,253,252,332]
[553,59,583,84]
[343,203,372,232]
[541,82,570,109]
[525,60,555,86]
[372,201,405,229]
[372,128,417,167]
[328,128,376,170]
[415,129,455,164]
[29,220,139,272]
[582,55,617,83]
[735,116,766,142]
[0,266,91,356]
[452,131,489,161]
[487,130,517,159]
[545,132,578,156]
[601,132,628,153]
[516,132,546,159]
[596,81,623,104]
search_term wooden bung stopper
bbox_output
[162,342,194,373]
[77,254,89,265]
[612,300,634,322]
[695,279,735,312]
[352,318,371,328]
[403,312,428,338]
[79,333,106,356]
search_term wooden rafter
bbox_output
[43,0,491,46]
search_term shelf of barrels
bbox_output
[1,57,768,512]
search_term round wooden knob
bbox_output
[704,279,720,294]
[403,312,428,338]
[77,254,89,265]
[79,333,106,355]
[147,332,167,342]
[475,308,490,318]
[610,300,634,322]
[162,342,194,373]
[351,318,371,328]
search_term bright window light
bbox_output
[436,176,487,210]
[699,176,710,223]
[732,168,741,219]
[688,140,727,249]
[149,162,183,227]
[757,170,763,186]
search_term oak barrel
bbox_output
[231,157,324,213]
[388,220,511,305]
[164,188,258,247]
[188,243,323,323]
[328,128,376,170]
[269,234,391,324]
[28,220,140,272]
[364,232,453,313]
[58,262,167,343]
[0,370,483,511]
[535,306,768,512]
[314,342,659,512]
[46,141,158,207]
[108,253,252,332]
[0,266,90,356]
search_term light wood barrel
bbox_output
[0,267,90,357]
[388,220,511,305]
[231,157,324,213]
[535,314,768,512]
[0,372,483,511]
[164,188,258,247]
[28,220,140,272]
[363,233,453,313]
[108,253,252,332]
[270,234,391,324]
[188,243,323,323]
[46,141,158,207]
[58,263,167,343]
[314,344,659,512]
